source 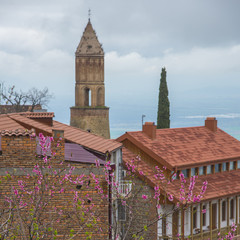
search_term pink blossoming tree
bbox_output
[0,133,234,240]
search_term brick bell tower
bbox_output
[70,18,110,139]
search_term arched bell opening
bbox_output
[84,87,91,106]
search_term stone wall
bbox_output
[70,107,110,139]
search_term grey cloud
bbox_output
[0,0,240,138]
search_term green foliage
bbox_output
[157,67,170,129]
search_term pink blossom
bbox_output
[142,194,148,200]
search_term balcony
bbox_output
[113,180,132,198]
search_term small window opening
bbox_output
[117,199,126,221]
[207,165,212,174]
[230,161,235,171]
[84,88,91,106]
[199,166,204,175]
[222,163,227,172]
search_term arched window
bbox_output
[97,87,104,106]
[84,87,91,106]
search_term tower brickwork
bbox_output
[70,19,110,139]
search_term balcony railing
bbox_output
[113,180,132,198]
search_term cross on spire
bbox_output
[88,9,91,21]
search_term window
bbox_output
[222,201,226,221]
[199,166,204,175]
[238,160,240,169]
[215,164,220,173]
[230,162,234,170]
[203,205,206,226]
[177,170,180,179]
[36,136,51,156]
[171,171,177,180]
[191,168,196,176]
[193,207,197,229]
[181,169,188,178]
[117,199,126,221]
[112,151,117,164]
[222,163,227,172]
[207,165,212,174]
[230,199,234,219]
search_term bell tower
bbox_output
[70,18,110,139]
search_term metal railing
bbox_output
[118,180,132,197]
[112,180,132,198]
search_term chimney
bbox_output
[142,122,156,139]
[205,117,217,132]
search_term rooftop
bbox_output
[0,112,121,154]
[122,147,240,202]
[118,119,240,169]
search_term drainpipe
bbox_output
[108,161,115,240]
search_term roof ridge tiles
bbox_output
[1,128,35,136]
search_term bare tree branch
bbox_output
[1,85,53,112]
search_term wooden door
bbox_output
[212,203,217,229]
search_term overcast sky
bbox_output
[1,0,240,138]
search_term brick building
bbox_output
[0,112,122,239]
[117,117,240,240]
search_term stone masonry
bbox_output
[70,19,110,139]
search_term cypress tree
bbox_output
[157,67,170,129]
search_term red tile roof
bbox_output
[1,129,35,136]
[118,126,240,169]
[122,147,240,202]
[0,115,24,131]
[0,112,121,154]
[52,120,121,154]
[167,170,240,202]
[23,112,55,118]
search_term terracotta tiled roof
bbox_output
[52,120,121,154]
[0,112,121,154]
[118,126,240,169]
[166,170,240,202]
[0,115,24,131]
[23,112,55,118]
[1,129,35,136]
[122,147,240,202]
[9,114,53,133]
